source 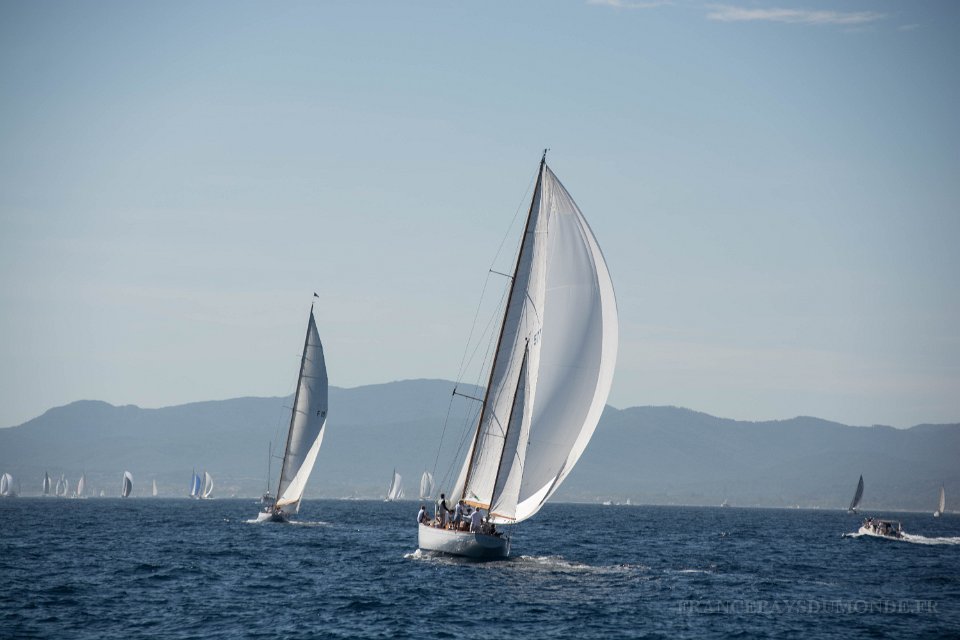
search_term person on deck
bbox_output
[470,507,483,533]
[435,493,451,527]
[417,504,429,525]
[453,500,465,530]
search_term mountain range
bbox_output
[1,379,956,511]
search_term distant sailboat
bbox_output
[201,472,214,499]
[56,474,69,497]
[258,299,329,523]
[121,471,133,498]
[75,474,86,499]
[418,154,618,559]
[189,470,202,498]
[934,486,945,518]
[848,475,864,514]
[386,470,403,501]
[152,479,158,497]
[419,471,435,501]
[42,471,52,496]
[0,473,15,498]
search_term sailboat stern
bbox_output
[417,524,510,559]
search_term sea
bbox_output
[1,499,958,639]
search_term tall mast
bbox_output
[275,302,315,503]
[462,152,547,501]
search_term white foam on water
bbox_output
[843,530,960,545]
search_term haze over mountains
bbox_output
[1,379,956,511]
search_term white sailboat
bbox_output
[75,474,86,499]
[152,479,158,497]
[56,474,68,497]
[848,475,864,514]
[418,154,618,559]
[189,470,202,498]
[42,471,52,496]
[121,471,133,498]
[0,473,15,497]
[386,470,404,501]
[419,471,435,501]
[201,472,214,499]
[934,485,945,517]
[258,299,329,523]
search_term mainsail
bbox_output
[451,158,618,524]
[152,479,158,497]
[387,469,403,501]
[419,471,435,500]
[273,308,328,514]
[189,470,202,498]
[0,473,12,497]
[76,474,85,498]
[937,486,946,515]
[43,472,51,496]
[849,475,864,512]
[121,471,133,498]
[202,472,214,499]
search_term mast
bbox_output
[275,302,315,503]
[462,152,547,502]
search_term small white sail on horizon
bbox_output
[76,474,85,499]
[202,472,214,499]
[0,473,14,497]
[152,479,158,497]
[934,486,946,517]
[419,471,435,500]
[848,475,864,513]
[121,471,133,498]
[387,469,403,501]
[189,470,202,498]
[43,471,52,496]
[56,474,68,497]
[259,301,329,522]
[420,154,618,558]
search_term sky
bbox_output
[1,0,958,429]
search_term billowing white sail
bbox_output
[202,472,214,499]
[189,470,202,497]
[274,309,328,514]
[121,471,133,498]
[451,159,618,524]
[849,475,864,512]
[43,472,51,496]
[935,486,945,516]
[419,471,435,500]
[387,469,403,501]
[0,473,12,496]
[76,474,85,498]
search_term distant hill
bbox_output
[0,379,957,510]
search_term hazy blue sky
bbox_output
[1,0,957,428]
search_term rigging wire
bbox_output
[431,163,540,491]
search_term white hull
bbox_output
[417,524,510,559]
[857,526,903,540]
[934,511,942,518]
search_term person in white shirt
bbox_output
[470,507,483,532]
[417,504,429,525]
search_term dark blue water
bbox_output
[2,500,958,639]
